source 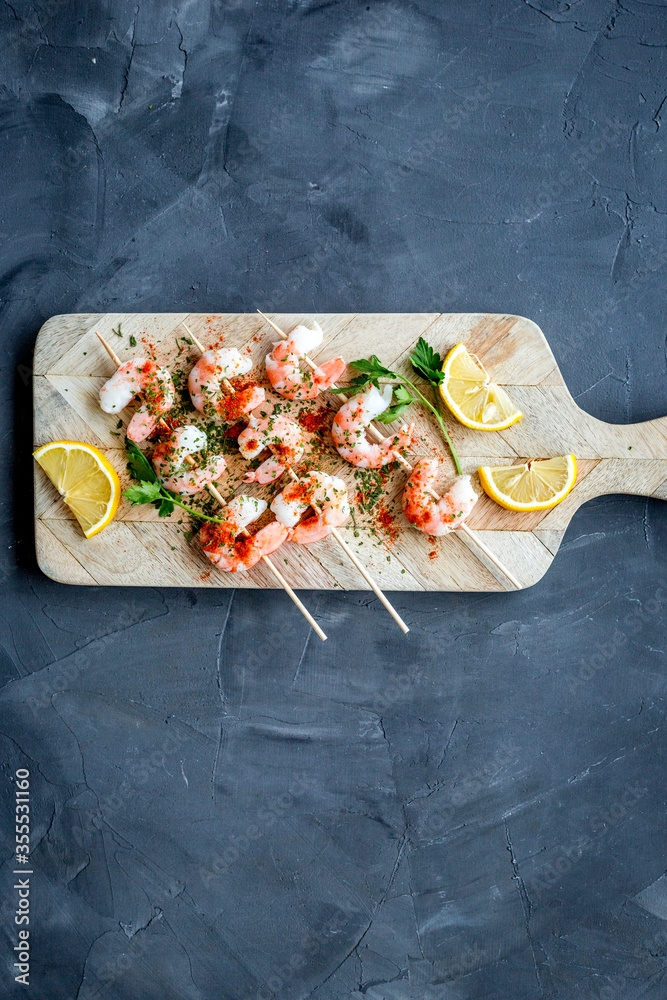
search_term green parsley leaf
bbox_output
[375,385,414,423]
[129,334,137,347]
[349,355,399,380]
[328,374,372,394]
[330,356,401,394]
[376,401,410,423]
[410,337,444,384]
[126,439,157,483]
[158,498,175,517]
[124,480,162,505]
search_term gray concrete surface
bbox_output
[2,1,667,997]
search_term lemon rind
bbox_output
[440,344,523,431]
[477,456,577,512]
[33,440,120,538]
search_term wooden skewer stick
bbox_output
[255,311,522,591]
[96,332,327,641]
[182,327,207,355]
[311,496,410,633]
[182,324,409,633]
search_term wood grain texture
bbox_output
[33,313,667,591]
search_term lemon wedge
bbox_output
[478,455,577,512]
[33,441,121,537]
[439,343,523,431]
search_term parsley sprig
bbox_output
[410,338,446,385]
[331,338,461,475]
[123,440,226,524]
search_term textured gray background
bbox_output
[2,1,667,997]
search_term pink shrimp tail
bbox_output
[253,521,289,560]
[391,423,416,456]
[241,386,266,412]
[313,356,346,391]
[290,519,329,545]
[227,521,289,571]
[243,457,286,485]
[290,512,345,545]
[127,410,159,443]
[270,342,290,363]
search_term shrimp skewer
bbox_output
[331,384,415,469]
[96,332,327,641]
[271,472,351,544]
[256,311,522,591]
[265,322,346,401]
[271,469,409,631]
[100,358,175,443]
[186,331,408,633]
[200,497,288,572]
[189,347,265,420]
[238,412,305,484]
[403,459,478,535]
[152,425,227,496]
[184,325,303,484]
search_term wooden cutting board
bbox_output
[32,312,667,592]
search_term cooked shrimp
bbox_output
[199,496,288,572]
[152,426,227,495]
[271,472,350,544]
[238,412,305,484]
[265,322,346,401]
[402,459,478,536]
[189,347,265,419]
[100,359,175,443]
[331,385,415,469]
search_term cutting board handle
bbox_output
[576,409,667,500]
[615,413,667,457]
